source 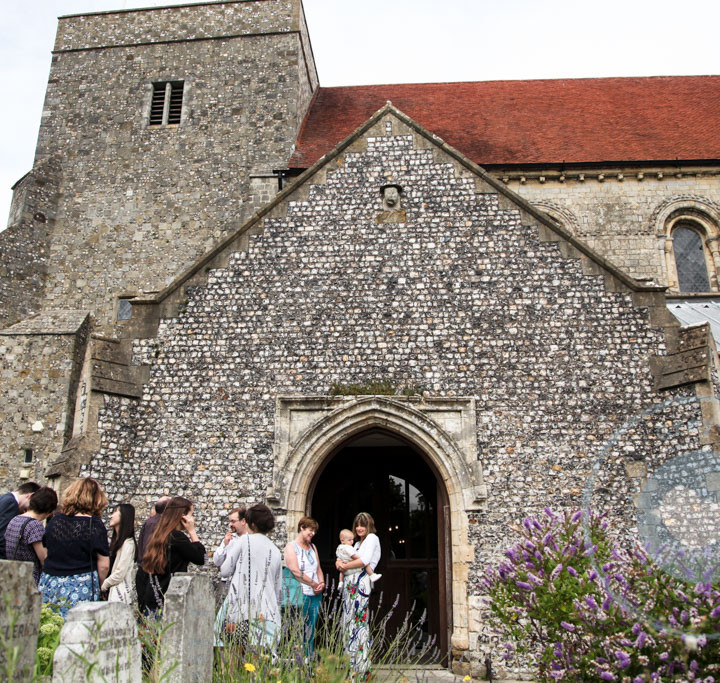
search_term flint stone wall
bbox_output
[84,118,707,666]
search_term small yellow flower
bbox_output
[244,662,256,673]
[463,677,471,682]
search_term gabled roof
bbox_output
[289,76,720,168]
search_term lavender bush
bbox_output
[482,509,720,681]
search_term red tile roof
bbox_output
[289,76,720,168]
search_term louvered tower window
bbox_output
[149,81,184,126]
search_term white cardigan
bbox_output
[101,538,136,604]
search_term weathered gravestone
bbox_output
[0,560,41,680]
[53,602,140,682]
[158,573,214,682]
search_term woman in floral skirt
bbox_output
[38,478,110,617]
[335,512,381,678]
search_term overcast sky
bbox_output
[2,0,720,227]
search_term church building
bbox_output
[1,1,720,675]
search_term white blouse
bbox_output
[221,532,282,625]
[355,533,381,571]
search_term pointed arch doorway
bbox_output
[309,428,450,658]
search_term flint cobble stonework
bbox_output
[83,118,707,669]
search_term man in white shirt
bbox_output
[213,506,247,571]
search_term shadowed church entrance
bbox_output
[309,429,450,658]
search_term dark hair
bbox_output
[245,504,275,534]
[142,497,192,574]
[109,503,138,561]
[28,486,57,515]
[352,511,377,537]
[230,506,246,520]
[297,516,318,533]
[17,482,41,495]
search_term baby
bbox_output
[336,529,382,583]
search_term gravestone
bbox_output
[158,573,214,682]
[53,602,140,682]
[0,560,41,680]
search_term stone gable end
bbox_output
[83,110,711,667]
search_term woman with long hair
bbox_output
[335,511,381,676]
[221,504,282,649]
[38,478,110,617]
[141,496,205,614]
[101,503,137,604]
[284,516,324,657]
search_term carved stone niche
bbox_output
[268,395,487,512]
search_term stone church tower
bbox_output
[2,1,720,676]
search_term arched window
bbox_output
[672,223,711,292]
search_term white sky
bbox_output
[2,0,720,227]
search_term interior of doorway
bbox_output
[310,428,449,658]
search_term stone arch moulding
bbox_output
[653,196,720,292]
[532,201,580,235]
[269,394,484,651]
[268,395,486,517]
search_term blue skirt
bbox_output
[38,571,100,618]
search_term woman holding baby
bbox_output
[335,511,382,677]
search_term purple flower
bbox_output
[632,622,642,636]
[532,519,542,531]
[602,596,612,611]
[550,564,563,581]
[583,544,598,556]
[635,631,646,649]
[599,673,616,681]
[633,678,644,683]
[615,651,631,669]
[516,581,532,591]
[659,652,669,661]
[584,596,598,610]
[560,621,575,632]
[527,572,543,586]
[543,531,555,545]
[588,569,598,581]
[710,605,720,619]
[566,566,578,578]
[571,510,583,523]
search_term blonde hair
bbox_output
[61,477,108,517]
[339,528,354,541]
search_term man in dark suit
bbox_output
[0,481,41,558]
